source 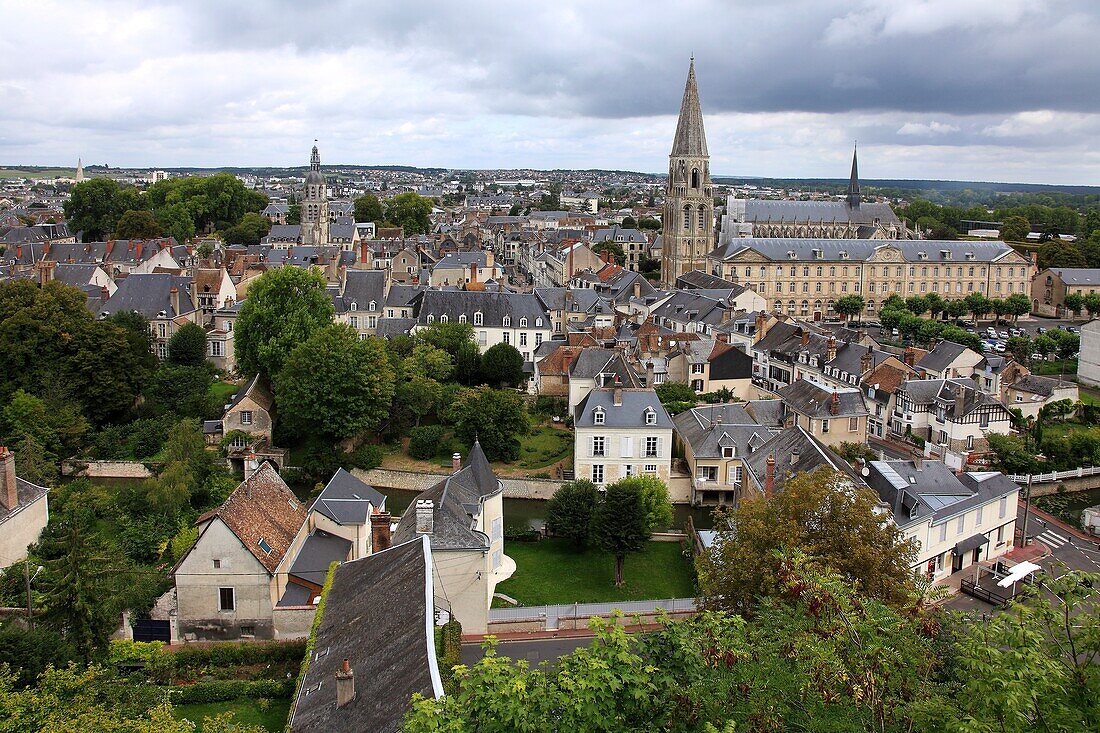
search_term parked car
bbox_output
[1037,326,1047,334]
[993,342,1006,353]
[999,331,1010,339]
[1031,353,1043,361]
[1067,326,1079,333]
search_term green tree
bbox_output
[944,298,969,319]
[1004,335,1033,363]
[383,192,433,234]
[12,434,59,487]
[833,294,865,322]
[545,479,599,549]
[1037,239,1086,270]
[402,343,453,382]
[143,365,214,419]
[220,211,272,246]
[905,295,928,316]
[697,467,917,614]
[1003,292,1031,322]
[924,292,946,320]
[396,374,444,427]
[234,266,335,379]
[655,382,697,405]
[963,292,993,322]
[154,202,196,244]
[276,326,395,441]
[0,626,76,690]
[1064,292,1085,316]
[67,319,152,425]
[113,209,162,239]
[63,178,141,242]
[590,480,650,587]
[637,216,661,231]
[166,322,208,367]
[2,388,89,459]
[287,202,301,225]
[621,215,637,229]
[449,386,529,461]
[1085,292,1100,316]
[999,214,1030,242]
[986,433,1039,475]
[480,342,525,388]
[353,193,384,224]
[609,475,674,534]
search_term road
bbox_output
[462,635,592,666]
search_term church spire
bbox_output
[846,143,860,208]
[671,57,708,157]
[310,140,320,172]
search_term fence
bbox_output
[1009,465,1100,484]
[488,597,697,632]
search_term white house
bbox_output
[573,388,674,486]
[0,447,49,570]
[892,378,1013,454]
[412,290,552,363]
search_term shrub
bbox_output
[171,678,292,704]
[533,396,567,417]
[437,619,463,694]
[169,640,307,671]
[348,443,383,470]
[409,425,446,459]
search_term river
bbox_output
[1034,487,1100,530]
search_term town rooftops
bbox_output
[865,460,1018,530]
[672,404,774,459]
[311,468,387,525]
[568,348,641,385]
[777,379,868,418]
[288,529,352,588]
[1049,268,1100,285]
[709,238,1018,264]
[743,425,861,495]
[916,340,973,374]
[99,272,195,318]
[288,535,442,733]
[575,388,673,429]
[194,462,307,574]
[413,290,549,328]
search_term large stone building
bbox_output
[300,143,330,247]
[1031,267,1100,317]
[660,59,714,285]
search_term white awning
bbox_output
[996,561,1042,588]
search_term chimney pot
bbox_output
[452,452,462,472]
[764,453,776,497]
[370,511,392,553]
[0,446,17,511]
[829,391,840,416]
[335,658,355,708]
[416,499,435,534]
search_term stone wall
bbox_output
[486,608,696,636]
[61,460,155,479]
[1026,473,1100,497]
[273,606,317,640]
[353,468,564,501]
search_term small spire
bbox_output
[670,57,708,158]
[310,141,320,172]
[846,142,860,208]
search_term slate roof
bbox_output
[289,530,352,588]
[99,273,195,318]
[743,426,861,495]
[1050,268,1100,285]
[391,441,501,551]
[672,404,774,459]
[675,270,738,290]
[195,463,307,574]
[376,317,416,337]
[534,287,610,315]
[336,270,385,313]
[226,374,273,412]
[709,238,1018,263]
[916,340,972,374]
[568,348,641,385]
[0,474,49,527]
[312,468,386,525]
[574,388,674,429]
[777,379,868,418]
[288,536,441,733]
[1009,375,1071,398]
[740,200,900,227]
[414,290,549,328]
[671,58,708,157]
[866,460,1019,530]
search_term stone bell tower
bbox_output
[661,58,713,286]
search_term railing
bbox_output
[489,597,696,624]
[1009,465,1100,484]
[960,579,1010,607]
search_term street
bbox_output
[462,634,593,666]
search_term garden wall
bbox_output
[272,606,317,640]
[61,459,155,478]
[485,608,696,635]
[1027,474,1100,497]
[353,467,564,501]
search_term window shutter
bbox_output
[589,437,595,458]
[657,437,664,456]
[621,437,633,458]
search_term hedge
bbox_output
[409,425,446,459]
[169,640,307,670]
[171,678,293,704]
[437,619,463,694]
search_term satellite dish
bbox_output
[860,466,870,477]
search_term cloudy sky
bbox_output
[2,0,1098,184]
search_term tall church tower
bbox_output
[301,141,329,246]
[75,157,84,183]
[661,58,713,286]
[846,144,861,208]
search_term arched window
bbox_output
[787,300,796,314]
[800,300,809,316]
[440,314,449,323]
[350,301,357,311]
[368,300,376,311]
[474,311,483,326]
[535,317,543,327]
[520,317,528,327]
[503,315,511,327]
[427,314,435,324]
[683,206,692,232]
[458,314,467,323]
[816,267,823,277]
[691,168,700,189]
[697,207,707,231]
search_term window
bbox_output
[503,332,510,344]
[821,419,830,433]
[645,409,657,425]
[519,317,528,327]
[956,516,965,536]
[240,625,255,636]
[939,523,947,543]
[593,408,604,425]
[210,341,223,357]
[979,413,989,428]
[691,363,705,374]
[976,506,984,526]
[535,333,543,346]
[492,517,503,542]
[520,333,528,346]
[212,559,221,569]
[440,315,448,323]
[996,525,1005,545]
[458,314,467,323]
[258,538,273,554]
[535,317,543,327]
[999,496,1008,519]
[350,316,359,328]
[591,464,604,484]
[728,466,743,485]
[592,436,605,457]
[645,436,659,458]
[721,446,735,458]
[966,435,974,450]
[503,315,511,327]
[644,464,658,474]
[848,416,858,431]
[697,465,718,481]
[240,411,253,426]
[218,587,235,612]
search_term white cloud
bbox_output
[897,121,961,137]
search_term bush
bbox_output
[409,425,445,460]
[171,678,293,704]
[168,640,307,671]
[533,395,567,417]
[437,619,463,694]
[348,443,383,470]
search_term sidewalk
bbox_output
[463,621,668,644]
[1021,501,1099,544]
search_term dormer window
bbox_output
[458,314,467,323]
[350,301,358,311]
[440,314,449,323]
[503,315,511,327]
[645,408,657,425]
[535,317,543,327]
[474,311,483,326]
[368,300,376,311]
[838,250,849,260]
[427,314,435,324]
[520,317,528,327]
[787,250,797,260]
[918,251,927,260]
[594,408,605,425]
[965,252,975,261]
[722,446,735,458]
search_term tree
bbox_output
[113,209,162,239]
[145,173,266,234]
[402,343,453,382]
[637,216,661,231]
[655,382,697,405]
[1000,215,1030,242]
[353,194,384,224]
[963,292,993,322]
[63,178,141,242]
[1064,292,1085,316]
[220,211,271,246]
[287,202,301,225]
[1004,335,1033,363]
[590,480,650,586]
[396,374,444,427]
[986,433,1039,475]
[12,435,58,487]
[882,294,905,312]
[621,215,637,229]
[1003,292,1031,322]
[480,343,525,388]
[924,292,946,320]
[383,192,433,234]
[697,467,917,614]
[2,388,88,459]
[154,202,195,244]
[143,364,214,419]
[1085,292,1100,316]
[234,266,335,379]
[609,475,674,534]
[545,479,599,549]
[904,295,928,316]
[276,326,395,441]
[944,298,969,319]
[1033,332,1056,359]
[833,294,865,323]
[449,386,529,461]
[1038,239,1086,271]
[990,297,1008,323]
[166,322,208,367]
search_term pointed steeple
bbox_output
[671,57,708,157]
[310,140,321,172]
[75,157,84,183]
[846,143,860,208]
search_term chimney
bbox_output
[801,330,810,346]
[485,250,494,269]
[954,385,966,417]
[764,453,776,498]
[335,659,355,708]
[601,249,611,264]
[416,500,435,534]
[829,391,840,416]
[903,346,915,367]
[826,335,837,362]
[754,311,767,343]
[100,285,110,303]
[370,511,392,553]
[169,286,180,315]
[470,263,478,284]
[790,450,800,465]
[452,452,462,472]
[38,260,56,286]
[613,387,623,406]
[633,280,641,299]
[105,240,115,257]
[856,328,865,344]
[645,361,654,386]
[0,447,16,511]
[860,350,872,374]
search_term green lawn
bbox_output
[1031,359,1077,376]
[1080,386,1100,407]
[494,538,695,606]
[173,699,291,732]
[208,380,240,405]
[515,426,573,469]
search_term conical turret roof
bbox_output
[671,58,708,158]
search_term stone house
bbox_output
[1003,375,1078,420]
[0,447,49,570]
[573,387,674,486]
[776,378,869,449]
[672,404,774,506]
[222,375,275,445]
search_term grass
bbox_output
[172,699,291,732]
[515,426,573,469]
[1042,421,1100,440]
[1079,386,1100,407]
[1031,359,1078,376]
[493,538,695,606]
[208,380,240,405]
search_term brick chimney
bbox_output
[764,453,776,498]
[860,350,873,374]
[613,386,623,406]
[452,452,462,472]
[601,249,611,264]
[485,250,494,269]
[38,260,56,286]
[370,511,392,553]
[829,391,840,416]
[169,286,180,315]
[754,311,767,343]
[826,335,837,362]
[470,263,478,284]
[0,447,17,511]
[335,658,355,707]
[416,500,435,534]
[903,346,915,367]
[801,330,810,346]
[954,385,966,417]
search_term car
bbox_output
[958,319,976,328]
[891,328,900,337]
[999,331,1010,339]
[1031,353,1043,361]
[1067,326,1079,333]
[993,342,1006,353]
[986,328,997,337]
[1010,328,1022,337]
[1037,326,1047,334]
